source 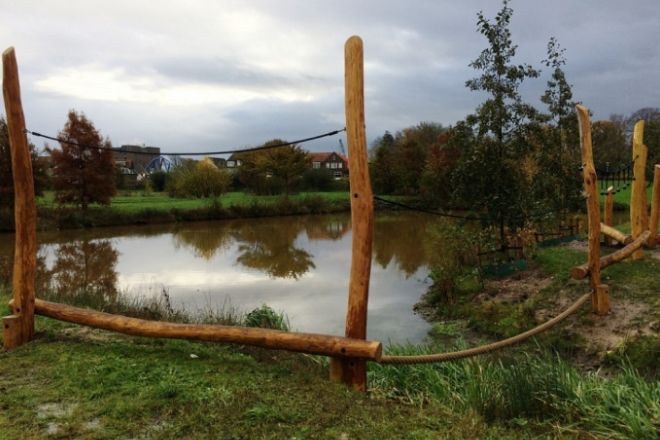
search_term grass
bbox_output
[36,191,351,213]
[600,184,654,209]
[2,286,658,438]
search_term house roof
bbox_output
[309,152,348,163]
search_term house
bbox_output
[225,153,243,168]
[112,145,161,173]
[309,152,349,178]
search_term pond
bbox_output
[0,212,439,345]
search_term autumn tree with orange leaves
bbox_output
[50,110,116,210]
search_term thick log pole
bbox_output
[630,121,647,260]
[34,299,383,359]
[649,165,660,248]
[2,315,22,350]
[594,284,610,316]
[603,187,614,246]
[570,230,651,280]
[330,36,374,391]
[600,223,632,246]
[2,47,36,349]
[576,105,602,312]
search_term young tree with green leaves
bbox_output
[454,0,541,244]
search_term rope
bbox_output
[379,292,590,364]
[25,128,346,157]
[374,196,556,223]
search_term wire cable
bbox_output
[26,128,346,157]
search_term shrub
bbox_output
[167,158,231,198]
[149,171,169,192]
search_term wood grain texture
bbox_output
[576,105,601,296]
[2,314,22,350]
[570,230,651,280]
[593,284,610,316]
[649,165,660,248]
[2,47,36,345]
[330,35,374,392]
[630,121,647,260]
[34,299,383,360]
[600,223,632,246]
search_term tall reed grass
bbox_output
[369,344,659,439]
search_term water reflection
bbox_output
[48,239,119,303]
[0,212,437,343]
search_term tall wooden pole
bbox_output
[649,165,660,248]
[2,47,37,348]
[576,105,608,315]
[330,36,373,391]
[630,121,647,260]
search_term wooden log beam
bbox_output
[330,35,374,391]
[2,47,36,346]
[34,299,383,360]
[576,105,602,295]
[603,187,614,246]
[570,230,651,280]
[600,223,632,246]
[630,121,647,260]
[649,165,660,248]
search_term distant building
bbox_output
[225,153,243,168]
[309,152,349,178]
[112,145,161,173]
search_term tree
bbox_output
[236,140,310,195]
[50,110,116,209]
[455,0,541,244]
[0,117,49,214]
[537,37,582,215]
[167,158,231,198]
[260,142,310,195]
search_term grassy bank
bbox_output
[7,191,353,232]
[2,266,659,439]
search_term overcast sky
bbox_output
[1,0,659,155]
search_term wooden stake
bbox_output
[649,165,660,248]
[576,105,602,301]
[594,284,610,316]
[630,121,647,260]
[330,36,374,391]
[2,315,22,350]
[2,47,36,348]
[603,187,614,246]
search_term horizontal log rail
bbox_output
[600,223,632,245]
[34,299,382,361]
[571,230,651,280]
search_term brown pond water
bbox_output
[0,212,440,344]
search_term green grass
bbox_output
[3,286,659,439]
[37,191,351,213]
[600,184,654,208]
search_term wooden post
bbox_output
[330,36,373,391]
[603,186,614,246]
[576,105,602,311]
[594,284,610,316]
[650,165,660,248]
[630,121,647,260]
[2,315,22,350]
[2,47,37,349]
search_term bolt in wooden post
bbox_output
[576,105,602,308]
[330,36,373,392]
[630,121,647,260]
[649,165,660,248]
[603,186,614,246]
[2,47,37,349]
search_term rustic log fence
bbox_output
[3,41,658,391]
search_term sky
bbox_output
[1,0,659,156]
